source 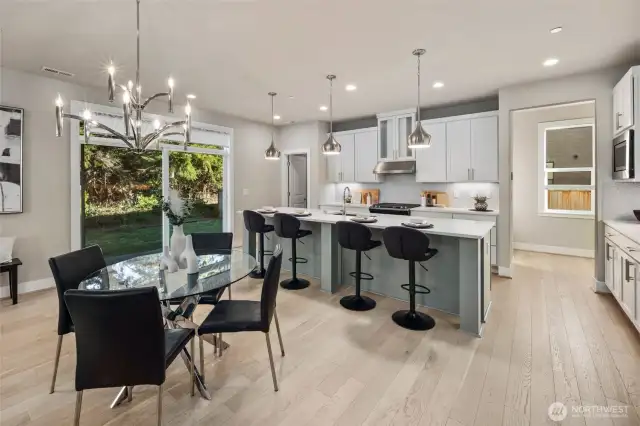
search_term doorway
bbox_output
[287,153,308,208]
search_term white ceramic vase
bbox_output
[180,235,199,274]
[170,225,187,267]
[160,245,179,273]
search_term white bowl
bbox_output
[295,209,306,214]
[356,214,370,219]
[410,218,426,224]
[262,206,275,211]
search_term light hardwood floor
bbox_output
[2,251,640,426]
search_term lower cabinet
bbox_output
[605,234,639,329]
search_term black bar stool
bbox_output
[382,226,438,331]
[336,221,381,311]
[243,210,275,279]
[273,213,312,290]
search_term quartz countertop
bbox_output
[258,207,494,239]
[318,202,499,216]
[604,220,640,246]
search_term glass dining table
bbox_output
[78,249,257,407]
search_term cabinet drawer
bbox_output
[605,225,640,263]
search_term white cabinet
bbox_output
[326,128,378,183]
[471,116,499,181]
[354,129,380,183]
[447,120,472,182]
[377,109,416,161]
[446,114,498,182]
[415,122,447,182]
[326,133,355,183]
[613,68,635,136]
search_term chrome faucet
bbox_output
[343,186,351,218]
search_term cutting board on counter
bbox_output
[355,189,379,204]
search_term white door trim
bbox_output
[279,149,311,208]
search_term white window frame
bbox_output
[537,118,595,219]
[69,100,234,251]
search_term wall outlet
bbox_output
[243,188,249,196]
[453,190,460,199]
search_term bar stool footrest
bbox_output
[288,256,308,264]
[348,271,374,281]
[400,284,431,295]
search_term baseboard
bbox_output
[0,277,55,299]
[498,266,512,278]
[514,242,594,258]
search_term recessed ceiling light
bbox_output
[186,94,196,99]
[550,26,563,34]
[345,84,357,91]
[432,81,444,89]
[543,58,559,67]
[319,105,328,111]
[288,96,294,99]
[273,115,281,120]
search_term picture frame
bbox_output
[0,105,24,213]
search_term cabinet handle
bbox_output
[616,112,623,129]
[606,243,611,260]
[467,168,471,180]
[625,258,633,282]
[627,246,639,252]
[472,168,475,180]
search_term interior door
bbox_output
[288,155,307,208]
[415,122,447,182]
[471,116,499,181]
[446,119,472,182]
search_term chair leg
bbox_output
[73,391,83,426]
[190,338,195,397]
[127,386,133,402]
[228,286,232,300]
[265,333,279,392]
[157,385,163,426]
[274,310,285,356]
[199,336,205,383]
[218,333,224,356]
[49,335,63,394]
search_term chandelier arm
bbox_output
[140,120,188,149]
[141,92,170,109]
[63,113,134,148]
[118,84,141,108]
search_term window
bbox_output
[538,118,595,217]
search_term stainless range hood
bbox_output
[373,160,416,175]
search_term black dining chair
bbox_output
[48,245,106,394]
[64,287,195,426]
[169,232,234,306]
[197,245,285,390]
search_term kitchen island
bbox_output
[243,207,493,336]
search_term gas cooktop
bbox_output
[369,203,420,215]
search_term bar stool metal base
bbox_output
[280,277,310,290]
[249,269,266,279]
[340,295,376,311]
[392,310,435,331]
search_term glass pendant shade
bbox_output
[408,121,432,148]
[265,92,281,160]
[407,48,432,149]
[322,134,341,155]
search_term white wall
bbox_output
[512,102,595,253]
[0,67,279,286]
[498,65,635,282]
[277,121,330,208]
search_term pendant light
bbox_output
[407,49,432,149]
[321,74,341,155]
[265,92,281,160]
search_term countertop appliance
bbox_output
[613,129,634,180]
[369,202,420,216]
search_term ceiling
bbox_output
[1,0,639,125]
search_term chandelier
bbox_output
[54,0,192,150]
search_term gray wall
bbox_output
[333,97,499,132]
[512,102,595,252]
[0,67,280,286]
[498,65,636,282]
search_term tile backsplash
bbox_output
[325,175,499,210]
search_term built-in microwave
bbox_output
[613,129,635,180]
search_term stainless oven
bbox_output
[613,129,634,180]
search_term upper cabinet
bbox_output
[613,68,636,136]
[377,109,416,161]
[416,112,498,183]
[326,128,379,183]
